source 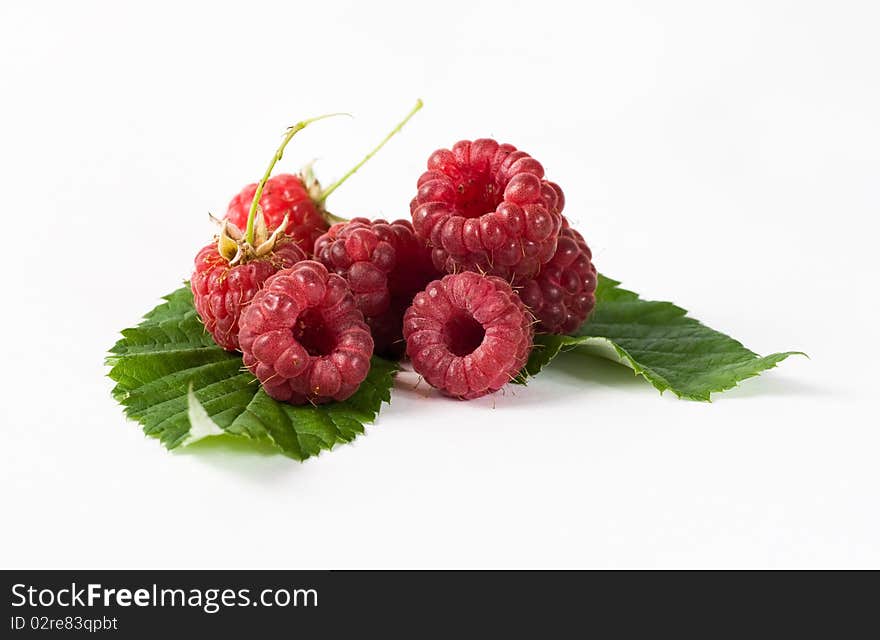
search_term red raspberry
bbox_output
[226,174,328,254]
[191,237,306,351]
[238,261,374,404]
[410,139,564,279]
[314,217,439,357]
[517,221,598,334]
[402,272,534,399]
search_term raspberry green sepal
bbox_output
[107,286,398,459]
[519,275,805,400]
[299,160,323,204]
[299,161,349,225]
[216,220,241,262]
[320,209,350,225]
[245,112,350,245]
[252,100,424,230]
[217,209,290,266]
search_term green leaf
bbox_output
[107,286,398,459]
[523,275,803,400]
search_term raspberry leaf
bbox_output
[522,275,803,400]
[107,286,397,460]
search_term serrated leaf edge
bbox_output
[521,275,805,401]
[107,285,399,461]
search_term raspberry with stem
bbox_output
[244,112,349,246]
[192,113,341,351]
[225,100,424,252]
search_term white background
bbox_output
[1,1,877,569]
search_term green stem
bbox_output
[246,112,349,245]
[316,99,423,205]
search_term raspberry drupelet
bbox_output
[403,272,534,400]
[314,217,440,356]
[225,173,329,254]
[192,217,306,351]
[410,139,565,279]
[238,261,374,404]
[517,220,598,335]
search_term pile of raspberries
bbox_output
[192,138,597,403]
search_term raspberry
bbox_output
[226,173,328,254]
[402,272,533,399]
[410,138,564,279]
[238,261,374,404]
[192,220,306,351]
[517,221,598,334]
[314,217,439,357]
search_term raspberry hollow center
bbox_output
[293,308,337,356]
[442,312,486,357]
[454,172,501,219]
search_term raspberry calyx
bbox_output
[191,214,307,352]
[215,210,289,266]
